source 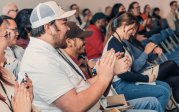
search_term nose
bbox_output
[16,31,19,36]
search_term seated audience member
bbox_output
[15,9,33,49]
[85,12,107,60]
[64,21,93,79]
[152,7,162,22]
[68,3,83,27]
[128,2,158,37]
[63,21,165,112]
[81,8,93,29]
[109,3,126,21]
[141,4,152,30]
[104,12,171,110]
[105,6,112,17]
[2,2,19,19]
[122,11,179,103]
[151,7,163,30]
[166,0,179,31]
[17,1,160,112]
[1,15,24,77]
[104,6,112,22]
[0,16,34,112]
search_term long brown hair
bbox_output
[105,12,139,45]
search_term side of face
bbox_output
[122,23,137,40]
[132,3,140,16]
[49,19,68,49]
[84,10,92,21]
[72,4,80,16]
[146,5,151,12]
[0,21,9,64]
[97,18,107,29]
[105,7,112,16]
[66,37,86,54]
[8,5,18,18]
[171,2,178,11]
[155,10,160,15]
[6,19,18,46]
[119,5,126,13]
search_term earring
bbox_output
[123,25,126,32]
[69,44,72,47]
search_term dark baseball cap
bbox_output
[66,21,93,39]
[91,12,106,24]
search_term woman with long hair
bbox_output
[109,3,126,21]
[103,12,171,110]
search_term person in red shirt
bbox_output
[85,12,107,60]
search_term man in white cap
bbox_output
[18,1,124,112]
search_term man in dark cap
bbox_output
[62,21,93,79]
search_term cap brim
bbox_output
[59,10,76,19]
[78,31,93,38]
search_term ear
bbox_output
[96,19,100,24]
[66,38,73,47]
[44,24,52,35]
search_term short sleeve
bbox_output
[18,55,74,104]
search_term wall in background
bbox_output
[0,0,178,17]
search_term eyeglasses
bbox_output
[174,4,178,7]
[0,31,10,39]
[7,28,18,32]
[133,6,140,9]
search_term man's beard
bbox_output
[100,25,107,35]
[54,34,67,49]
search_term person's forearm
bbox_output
[76,79,110,111]
[87,75,98,85]
[61,78,111,112]
[133,52,148,72]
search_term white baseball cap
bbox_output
[30,1,76,28]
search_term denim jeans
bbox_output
[112,80,171,109]
[127,97,164,112]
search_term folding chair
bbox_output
[149,33,171,62]
[166,28,179,43]
[160,29,176,52]
[163,29,178,48]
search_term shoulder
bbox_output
[107,37,124,52]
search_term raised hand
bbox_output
[114,56,130,75]
[96,49,116,82]
[144,42,157,54]
[24,74,33,102]
[12,82,32,112]
[153,47,163,56]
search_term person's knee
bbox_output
[145,97,160,107]
[166,60,177,67]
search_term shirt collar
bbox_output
[29,37,57,53]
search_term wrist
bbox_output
[98,75,112,85]
[144,50,150,54]
[153,46,159,51]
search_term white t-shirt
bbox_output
[18,37,100,112]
